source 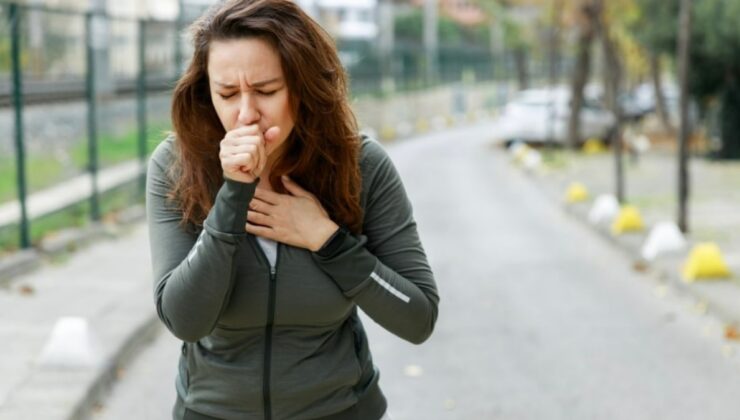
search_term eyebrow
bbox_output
[214,78,283,89]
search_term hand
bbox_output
[219,125,280,184]
[246,176,339,251]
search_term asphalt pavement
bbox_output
[85,123,740,420]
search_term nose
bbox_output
[236,92,260,127]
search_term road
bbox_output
[92,123,740,420]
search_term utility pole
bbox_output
[175,0,185,77]
[547,0,563,150]
[677,0,692,232]
[378,0,395,94]
[423,0,438,86]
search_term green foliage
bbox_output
[393,10,490,47]
[0,122,170,203]
[0,182,144,253]
[689,0,740,158]
[688,1,740,97]
[630,0,678,54]
[0,34,10,73]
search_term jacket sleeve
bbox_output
[146,142,257,342]
[311,141,439,344]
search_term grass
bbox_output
[0,122,170,254]
[0,180,144,254]
[0,122,170,203]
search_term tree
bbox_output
[567,0,599,149]
[631,0,679,132]
[690,0,740,159]
[677,0,692,232]
[474,0,535,91]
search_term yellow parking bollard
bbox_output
[380,125,396,141]
[565,182,589,203]
[582,138,607,155]
[611,205,645,234]
[682,243,732,281]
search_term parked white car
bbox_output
[497,88,616,146]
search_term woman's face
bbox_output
[207,37,296,160]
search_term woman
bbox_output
[146,1,439,419]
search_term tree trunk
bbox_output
[547,0,564,148]
[720,75,740,159]
[649,51,673,132]
[596,12,621,114]
[677,0,692,232]
[514,47,529,90]
[548,0,564,88]
[567,1,596,149]
[593,0,625,203]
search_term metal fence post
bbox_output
[175,0,184,77]
[9,3,31,249]
[85,11,100,221]
[137,19,147,195]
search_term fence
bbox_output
[0,2,201,251]
[0,1,531,252]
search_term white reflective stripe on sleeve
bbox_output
[188,232,205,263]
[370,272,410,303]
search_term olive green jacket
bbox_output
[146,135,439,420]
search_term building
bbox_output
[409,0,486,26]
[296,0,379,40]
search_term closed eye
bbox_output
[218,92,236,100]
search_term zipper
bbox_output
[249,236,280,420]
[263,264,277,420]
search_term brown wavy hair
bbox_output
[170,0,363,233]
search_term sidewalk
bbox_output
[519,146,740,330]
[0,222,159,420]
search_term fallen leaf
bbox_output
[725,325,740,341]
[18,285,35,296]
[632,260,649,272]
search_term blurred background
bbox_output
[4,0,740,419]
[2,0,738,251]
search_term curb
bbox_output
[0,203,158,420]
[525,167,740,330]
[0,205,147,288]
[0,249,42,287]
[68,314,161,420]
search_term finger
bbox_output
[221,136,259,155]
[247,211,272,226]
[257,138,268,175]
[224,144,258,156]
[246,223,277,240]
[226,124,260,140]
[248,197,274,214]
[223,153,257,172]
[281,176,312,199]
[254,188,284,205]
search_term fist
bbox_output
[219,125,280,184]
